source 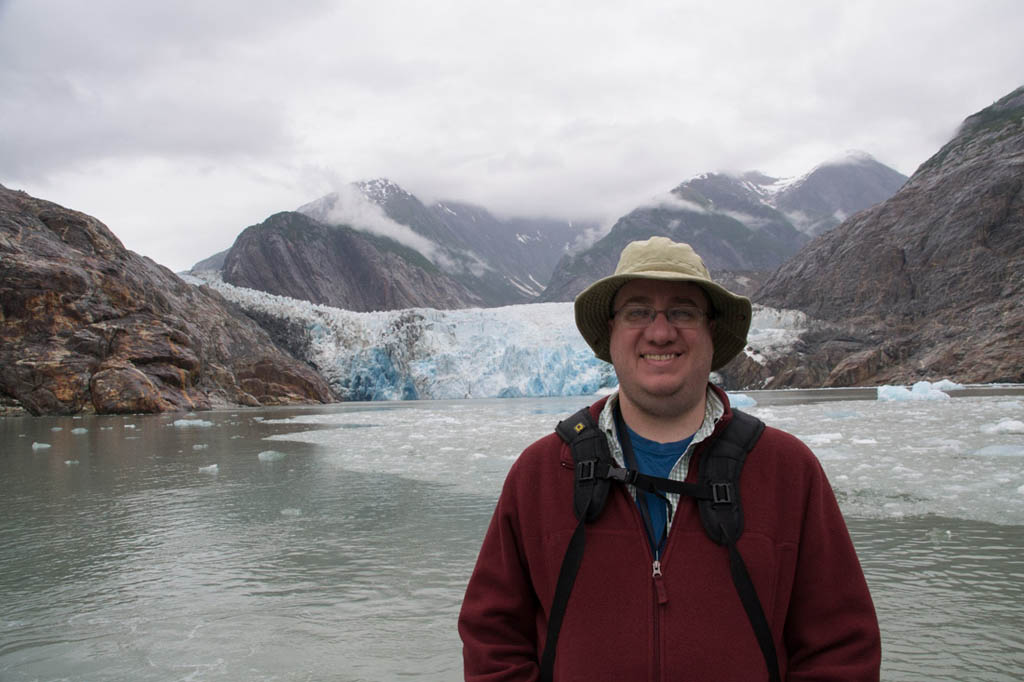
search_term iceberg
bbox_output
[877,381,958,402]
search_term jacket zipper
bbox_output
[652,557,668,681]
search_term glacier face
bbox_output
[191,277,808,401]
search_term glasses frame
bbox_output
[611,303,712,329]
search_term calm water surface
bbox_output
[2,390,1023,681]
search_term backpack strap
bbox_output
[697,409,763,545]
[540,407,611,681]
[555,407,613,523]
[697,410,780,682]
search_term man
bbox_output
[459,237,881,681]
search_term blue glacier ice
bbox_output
[191,276,812,402]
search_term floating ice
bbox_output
[64,460,79,465]
[198,464,219,474]
[800,432,844,445]
[728,392,757,408]
[877,381,954,402]
[51,426,63,431]
[280,508,302,516]
[31,442,51,451]
[193,444,208,450]
[174,419,214,428]
[124,424,136,429]
[972,444,1024,457]
[71,427,88,434]
[258,450,287,462]
[981,419,1024,434]
[931,379,964,391]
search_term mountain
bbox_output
[771,152,908,237]
[540,152,906,302]
[0,185,334,416]
[750,85,1024,386]
[207,178,587,309]
[221,210,483,311]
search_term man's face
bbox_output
[608,279,715,421]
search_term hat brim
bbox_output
[574,271,752,371]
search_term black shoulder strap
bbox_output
[555,407,613,523]
[697,409,764,545]
[541,407,609,681]
[696,410,780,682]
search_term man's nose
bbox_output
[644,310,677,341]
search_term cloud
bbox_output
[314,184,448,267]
[2,0,1023,272]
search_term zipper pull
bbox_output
[652,560,668,604]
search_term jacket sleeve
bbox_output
[459,457,542,682]
[783,453,882,681]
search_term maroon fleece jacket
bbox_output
[459,388,881,681]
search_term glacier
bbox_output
[188,276,809,401]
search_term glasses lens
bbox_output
[617,305,703,328]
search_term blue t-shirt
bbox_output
[622,424,694,555]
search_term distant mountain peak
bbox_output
[356,178,409,202]
[815,149,878,169]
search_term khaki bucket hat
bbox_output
[574,236,752,370]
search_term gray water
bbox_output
[2,390,1023,681]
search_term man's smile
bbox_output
[641,352,680,361]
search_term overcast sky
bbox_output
[2,0,1023,272]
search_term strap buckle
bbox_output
[576,460,596,482]
[711,482,733,505]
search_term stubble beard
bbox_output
[619,376,707,423]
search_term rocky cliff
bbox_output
[221,211,483,311]
[0,185,334,416]
[541,153,905,302]
[750,85,1024,387]
[243,180,589,307]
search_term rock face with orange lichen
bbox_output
[0,184,334,416]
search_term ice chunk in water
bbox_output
[31,442,51,451]
[981,419,1024,434]
[193,444,208,450]
[174,419,214,428]
[71,427,88,434]
[198,464,219,474]
[258,450,287,462]
[877,381,953,402]
[728,392,757,408]
[972,444,1024,457]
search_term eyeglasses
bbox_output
[612,304,711,329]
